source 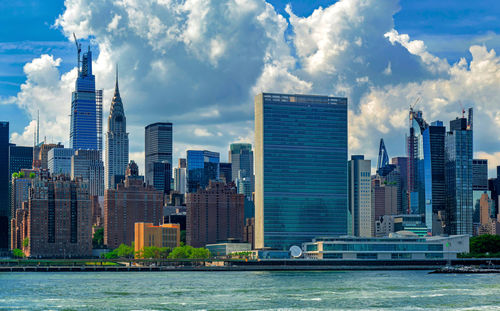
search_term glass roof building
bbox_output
[255,93,348,250]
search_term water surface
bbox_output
[0,271,499,310]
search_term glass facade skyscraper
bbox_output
[423,121,446,234]
[229,143,254,199]
[407,109,428,215]
[0,122,9,250]
[255,93,348,250]
[145,123,172,189]
[9,145,33,177]
[186,150,220,193]
[70,45,102,151]
[445,115,473,235]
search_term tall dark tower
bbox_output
[105,67,129,190]
[0,122,9,250]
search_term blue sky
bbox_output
[1,0,500,173]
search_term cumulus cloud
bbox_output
[6,0,500,176]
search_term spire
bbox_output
[110,64,122,113]
[115,64,119,91]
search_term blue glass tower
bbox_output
[255,93,348,250]
[445,113,473,235]
[423,121,446,235]
[186,150,220,193]
[70,39,102,151]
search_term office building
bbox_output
[9,145,33,177]
[348,155,372,237]
[303,234,469,260]
[152,161,171,196]
[219,162,232,184]
[186,181,244,248]
[48,148,74,176]
[145,122,172,188]
[70,39,102,151]
[105,69,129,190]
[38,143,64,170]
[186,150,220,193]
[134,223,180,258]
[0,121,9,250]
[71,149,104,196]
[375,214,427,237]
[445,112,473,235]
[10,175,92,258]
[423,121,446,234]
[472,159,488,191]
[372,177,398,221]
[255,93,348,250]
[178,158,186,168]
[392,157,409,214]
[229,143,254,195]
[407,108,428,215]
[104,161,163,249]
[174,167,186,194]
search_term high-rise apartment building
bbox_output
[145,122,172,190]
[48,148,74,176]
[255,93,348,250]
[70,40,102,151]
[186,150,220,193]
[105,69,129,190]
[0,121,9,250]
[445,112,473,235]
[186,181,244,248]
[407,108,428,215]
[10,175,92,258]
[348,155,372,237]
[104,161,163,249]
[423,121,446,234]
[71,149,104,196]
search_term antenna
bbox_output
[73,33,81,73]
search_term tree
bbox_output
[103,251,118,259]
[189,247,211,259]
[115,243,135,258]
[22,237,29,248]
[12,172,19,179]
[92,227,104,248]
[19,171,25,178]
[29,172,36,179]
[167,245,211,259]
[12,249,25,258]
[470,234,500,255]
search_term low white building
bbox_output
[303,232,469,260]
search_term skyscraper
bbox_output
[174,167,186,194]
[145,122,172,189]
[219,162,232,184]
[48,148,74,176]
[423,121,446,234]
[472,159,489,234]
[0,122,9,250]
[445,111,473,235]
[392,157,409,214]
[105,68,129,190]
[348,155,372,237]
[255,93,348,250]
[407,108,428,215]
[229,143,253,180]
[71,149,104,197]
[9,145,33,177]
[186,150,220,193]
[70,38,102,151]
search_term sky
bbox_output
[0,0,500,175]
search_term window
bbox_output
[356,253,377,259]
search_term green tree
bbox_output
[22,237,29,248]
[168,245,192,259]
[29,172,36,179]
[103,251,118,259]
[189,247,211,259]
[92,227,104,248]
[19,171,25,178]
[470,234,500,254]
[115,243,135,258]
[12,249,25,258]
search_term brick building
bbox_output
[10,176,92,258]
[104,161,163,249]
[186,181,245,248]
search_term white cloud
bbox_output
[7,0,500,175]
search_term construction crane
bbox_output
[73,33,81,73]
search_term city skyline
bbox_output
[1,0,499,176]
